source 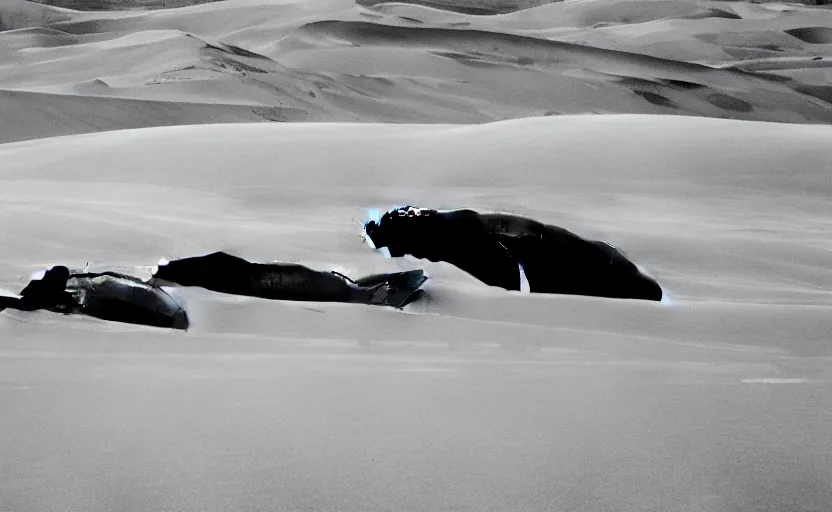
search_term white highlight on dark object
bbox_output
[364,209,381,249]
[519,263,531,293]
[365,209,393,258]
[151,258,170,276]
[0,287,20,299]
[637,264,670,305]
[364,229,376,249]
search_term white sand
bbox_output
[2,0,832,510]
[2,115,832,511]
[2,0,832,143]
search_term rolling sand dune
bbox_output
[272,19,830,122]
[2,0,832,511]
[0,0,72,31]
[2,0,832,142]
[2,116,832,511]
[0,88,270,143]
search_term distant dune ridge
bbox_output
[25,0,832,13]
[2,0,831,142]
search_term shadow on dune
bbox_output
[786,27,832,45]
[363,0,744,18]
[4,0,832,139]
[28,0,225,11]
[278,20,832,123]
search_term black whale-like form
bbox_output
[364,207,663,302]
[0,266,188,329]
[150,251,427,308]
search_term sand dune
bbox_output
[0,88,273,143]
[273,19,830,121]
[787,26,832,44]
[2,0,831,142]
[0,0,72,31]
[3,1,832,510]
[2,115,831,304]
[2,116,832,511]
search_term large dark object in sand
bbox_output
[150,252,427,308]
[0,266,188,329]
[364,207,662,302]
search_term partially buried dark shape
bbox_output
[0,266,188,329]
[150,251,427,308]
[0,253,427,329]
[364,206,662,301]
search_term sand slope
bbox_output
[3,0,832,509]
[2,116,832,511]
[0,88,272,143]
[2,0,831,142]
[2,115,831,306]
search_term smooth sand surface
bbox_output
[2,0,832,510]
[2,0,832,143]
[1,116,831,511]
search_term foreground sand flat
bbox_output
[1,116,831,511]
